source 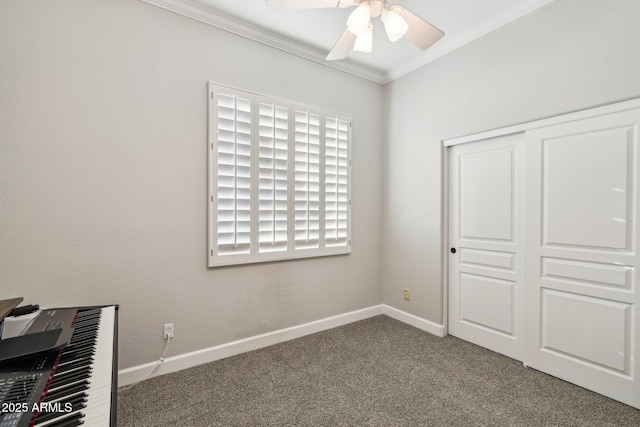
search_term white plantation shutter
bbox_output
[215,90,252,257]
[325,116,350,247]
[294,109,321,250]
[258,100,289,254]
[209,83,351,267]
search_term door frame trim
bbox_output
[443,97,640,148]
[441,143,450,336]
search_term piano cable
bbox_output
[119,334,171,391]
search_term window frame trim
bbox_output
[208,82,352,267]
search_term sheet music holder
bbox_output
[0,299,75,363]
[0,297,24,323]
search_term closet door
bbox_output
[524,108,640,409]
[448,133,525,360]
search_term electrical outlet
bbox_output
[164,323,174,339]
[403,289,411,301]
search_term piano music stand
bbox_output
[0,297,24,323]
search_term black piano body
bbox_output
[0,305,118,427]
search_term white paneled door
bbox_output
[448,105,640,408]
[448,133,525,361]
[524,108,640,409]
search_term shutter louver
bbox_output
[294,109,321,249]
[216,92,252,256]
[258,101,289,253]
[325,117,350,247]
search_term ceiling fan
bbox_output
[265,0,445,60]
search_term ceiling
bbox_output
[142,0,554,84]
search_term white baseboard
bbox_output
[381,305,446,337]
[119,305,383,386]
[118,304,445,386]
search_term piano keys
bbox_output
[0,305,118,427]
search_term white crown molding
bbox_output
[384,0,556,83]
[139,0,387,84]
[140,0,555,85]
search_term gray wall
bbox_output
[382,0,640,323]
[0,0,383,369]
[3,0,640,372]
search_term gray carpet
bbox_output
[117,315,640,426]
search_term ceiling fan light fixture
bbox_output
[346,2,372,35]
[353,25,373,53]
[381,7,408,42]
[266,0,445,61]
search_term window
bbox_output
[208,83,351,267]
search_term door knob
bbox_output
[450,248,456,254]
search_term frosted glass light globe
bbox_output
[382,8,409,42]
[347,3,372,36]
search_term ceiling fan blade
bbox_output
[326,28,357,60]
[397,8,444,50]
[266,0,357,9]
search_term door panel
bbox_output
[459,148,515,242]
[449,133,524,360]
[460,273,515,335]
[524,108,640,409]
[541,289,631,374]
[542,257,632,290]
[542,126,633,250]
[460,248,515,270]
